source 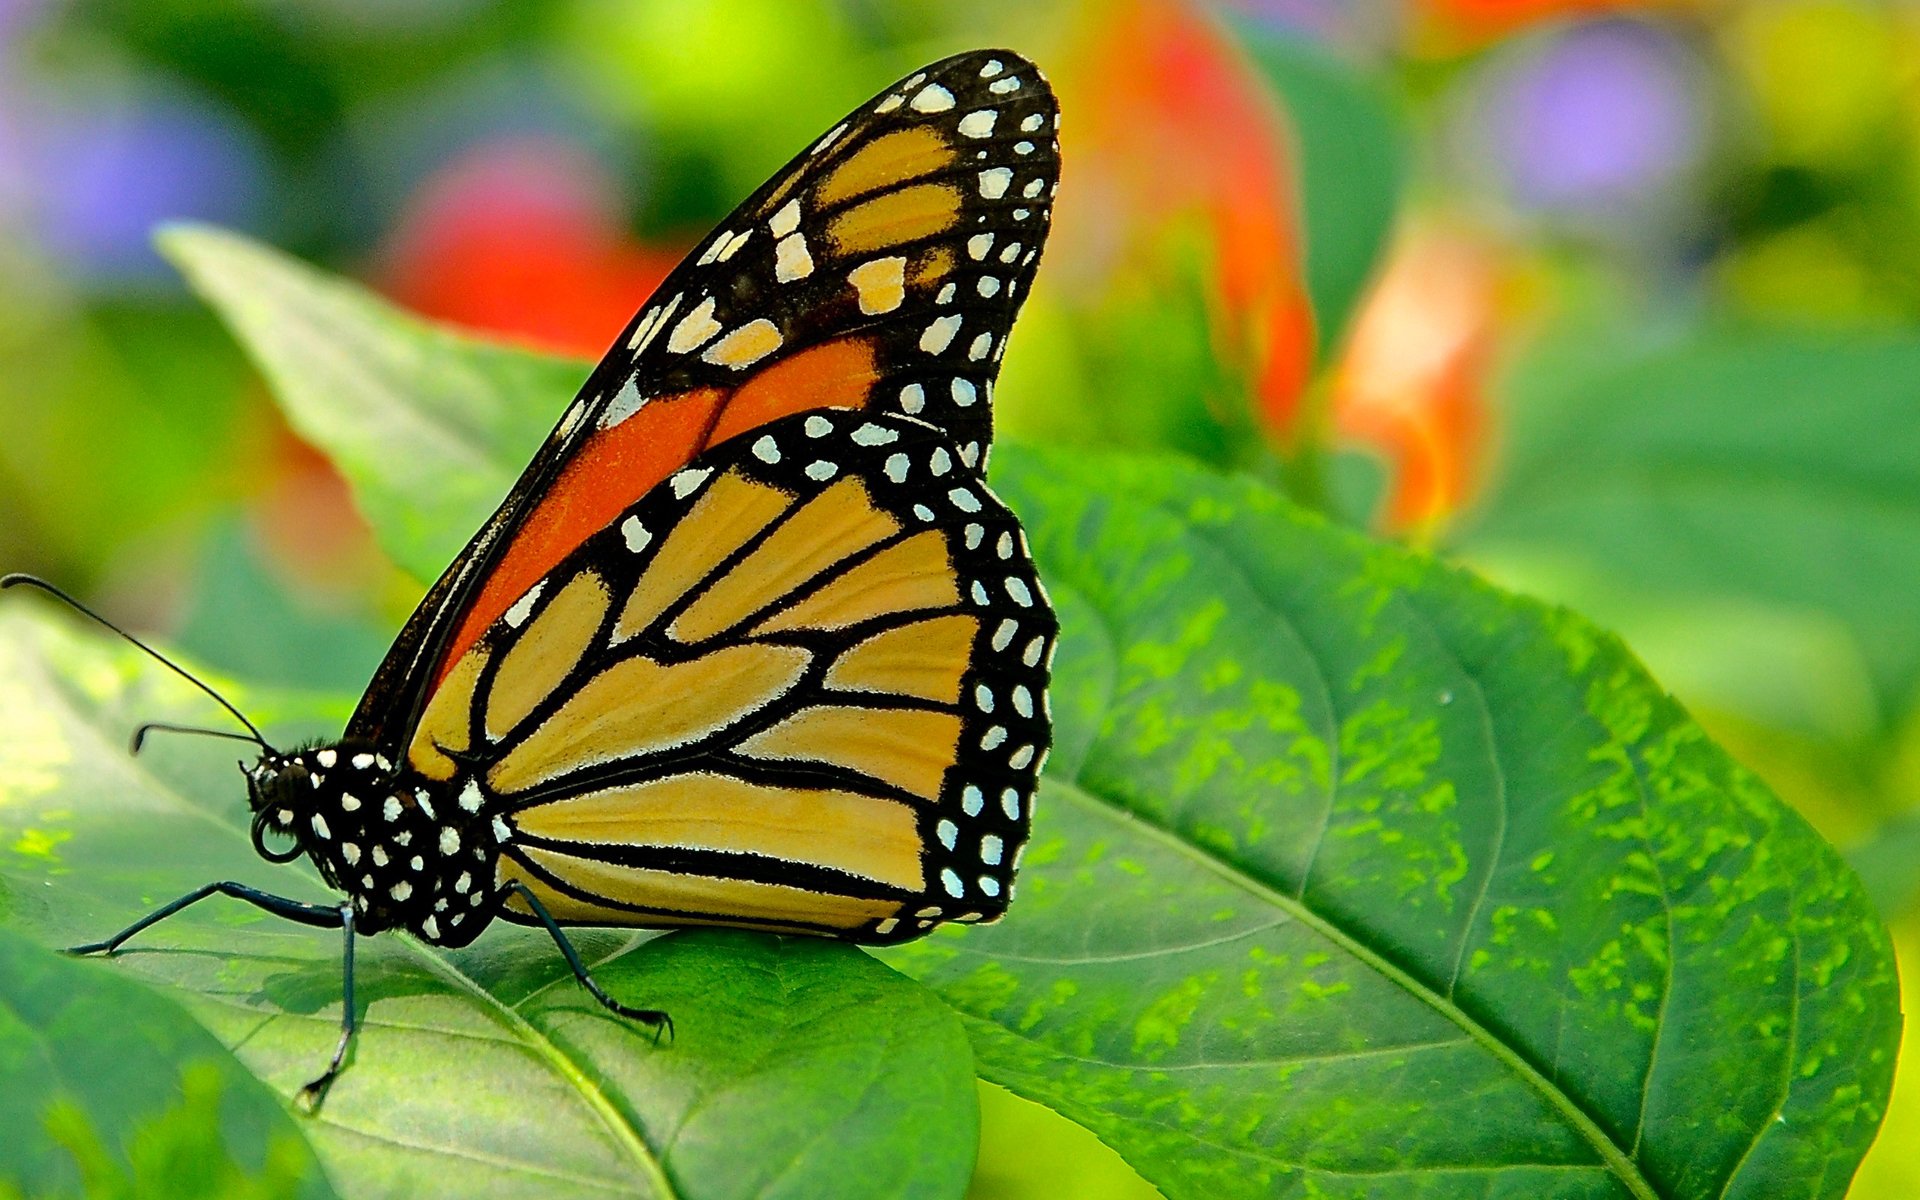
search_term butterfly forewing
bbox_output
[351,49,1059,752]
[405,408,1054,942]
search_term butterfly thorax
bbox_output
[245,745,502,946]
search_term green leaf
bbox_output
[0,926,334,1200]
[1226,24,1405,355]
[1455,330,1920,730]
[884,447,1899,1200]
[157,227,1898,1198]
[0,609,978,1200]
[157,222,585,583]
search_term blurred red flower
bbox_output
[378,137,680,359]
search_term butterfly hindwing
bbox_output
[350,49,1059,755]
[402,408,1054,942]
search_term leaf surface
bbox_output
[0,926,335,1200]
[0,611,978,1200]
[1457,331,1920,726]
[879,447,1897,1199]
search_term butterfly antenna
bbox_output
[130,722,269,756]
[1,573,273,752]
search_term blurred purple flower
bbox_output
[12,84,269,284]
[1482,19,1704,214]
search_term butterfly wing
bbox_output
[349,49,1059,756]
[403,409,1054,942]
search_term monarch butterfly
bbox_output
[5,47,1058,1105]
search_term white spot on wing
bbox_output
[910,84,955,113]
[951,378,977,407]
[504,582,544,628]
[771,199,802,238]
[775,232,814,282]
[978,168,1012,199]
[967,233,994,260]
[852,423,898,446]
[667,296,722,354]
[622,515,652,553]
[812,122,848,154]
[899,383,926,414]
[701,318,784,369]
[753,435,781,463]
[627,293,681,351]
[990,77,1022,94]
[957,110,997,138]
[921,314,962,354]
[670,467,713,499]
[600,376,646,429]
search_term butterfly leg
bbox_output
[68,884,363,1110]
[505,882,673,1044]
[67,881,345,954]
[297,901,358,1112]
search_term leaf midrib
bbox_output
[1051,777,1659,1199]
[20,622,680,1200]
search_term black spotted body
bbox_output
[250,747,503,946]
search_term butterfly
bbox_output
[6,47,1058,1105]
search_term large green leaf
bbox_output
[886,450,1898,1198]
[159,226,1898,1198]
[0,926,334,1200]
[0,611,978,1200]
[158,223,580,582]
[1456,330,1920,731]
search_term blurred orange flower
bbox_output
[1055,0,1317,434]
[1332,224,1510,531]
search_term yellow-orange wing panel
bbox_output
[405,409,1054,943]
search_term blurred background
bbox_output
[3,0,1919,1194]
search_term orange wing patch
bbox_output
[707,339,879,444]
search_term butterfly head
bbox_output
[245,744,394,868]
